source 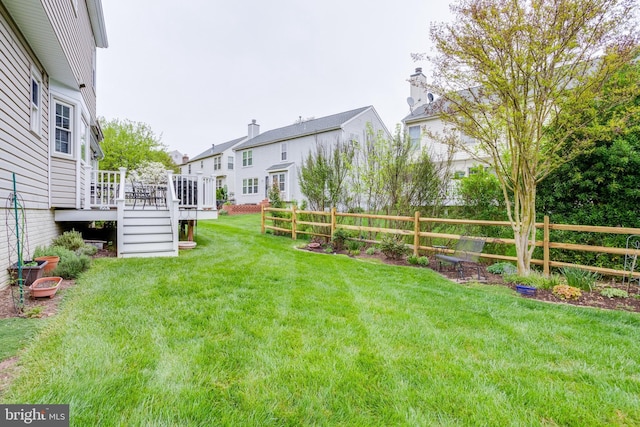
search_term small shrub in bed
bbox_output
[380,235,410,260]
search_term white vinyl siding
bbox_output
[242,178,258,194]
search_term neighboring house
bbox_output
[169,150,184,166]
[0,0,108,288]
[180,136,246,202]
[402,68,487,181]
[234,106,389,205]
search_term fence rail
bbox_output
[261,206,640,279]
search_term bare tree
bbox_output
[422,0,638,274]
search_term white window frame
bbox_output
[30,69,42,135]
[242,150,253,167]
[216,178,223,189]
[281,143,287,161]
[228,156,234,170]
[80,116,89,164]
[53,100,73,156]
[213,156,221,171]
[242,178,259,194]
[409,125,421,150]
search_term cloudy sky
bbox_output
[96,1,454,158]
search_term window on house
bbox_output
[80,117,88,163]
[213,156,221,170]
[242,178,259,194]
[242,150,253,167]
[54,101,72,155]
[409,125,421,150]
[228,156,234,170]
[200,160,204,169]
[188,164,192,174]
[216,178,223,189]
[453,171,466,179]
[281,143,287,161]
[30,73,41,134]
[277,173,285,192]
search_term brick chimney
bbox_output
[248,119,260,139]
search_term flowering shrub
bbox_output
[552,285,582,300]
[130,161,168,184]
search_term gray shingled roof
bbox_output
[234,106,371,151]
[190,136,245,162]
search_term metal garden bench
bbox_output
[435,237,486,281]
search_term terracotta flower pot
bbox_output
[29,276,62,298]
[35,256,60,273]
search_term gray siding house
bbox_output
[0,0,107,288]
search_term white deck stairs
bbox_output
[119,207,178,258]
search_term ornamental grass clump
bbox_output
[560,267,599,291]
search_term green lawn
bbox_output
[3,214,639,426]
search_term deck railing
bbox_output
[84,168,216,211]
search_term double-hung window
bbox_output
[242,178,258,194]
[409,125,421,150]
[272,173,285,192]
[281,143,287,161]
[54,101,73,155]
[242,150,253,167]
[228,156,234,170]
[213,156,221,171]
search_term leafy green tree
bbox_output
[537,62,640,268]
[99,118,178,173]
[424,0,638,274]
[456,167,506,221]
[298,138,354,212]
[382,126,444,216]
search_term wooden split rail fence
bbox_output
[261,206,640,279]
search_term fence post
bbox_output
[544,215,550,277]
[261,205,265,234]
[413,211,420,256]
[331,207,336,239]
[291,205,297,240]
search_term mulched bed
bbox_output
[303,243,640,313]
[0,248,116,319]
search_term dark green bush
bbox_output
[380,235,410,260]
[52,230,86,251]
[54,254,91,279]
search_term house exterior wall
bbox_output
[0,4,50,209]
[180,146,238,201]
[235,129,344,205]
[0,0,105,289]
[234,108,390,206]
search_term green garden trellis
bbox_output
[5,173,29,312]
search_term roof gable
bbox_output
[234,106,372,151]
[189,136,245,162]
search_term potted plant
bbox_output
[515,284,537,296]
[7,260,48,286]
[29,276,63,298]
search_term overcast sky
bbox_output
[96,1,454,158]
